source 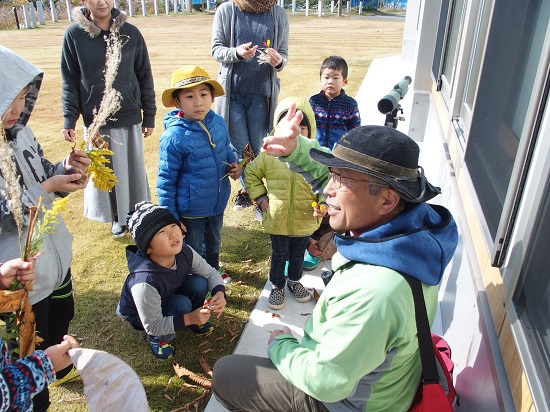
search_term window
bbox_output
[511,180,550,410]
[434,0,550,406]
[439,0,467,101]
[463,0,550,241]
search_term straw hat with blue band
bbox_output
[161,65,225,108]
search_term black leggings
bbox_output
[32,271,75,412]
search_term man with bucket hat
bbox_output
[211,103,458,411]
[157,65,241,285]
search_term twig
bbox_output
[169,391,209,412]
[23,197,43,261]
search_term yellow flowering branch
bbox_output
[78,142,118,192]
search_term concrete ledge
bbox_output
[204,263,330,411]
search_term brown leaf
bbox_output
[230,333,241,343]
[198,340,209,347]
[271,313,281,318]
[202,348,214,355]
[199,354,213,377]
[165,394,174,402]
[313,288,321,302]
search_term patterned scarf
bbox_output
[231,0,276,13]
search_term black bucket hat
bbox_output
[309,126,441,203]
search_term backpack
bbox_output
[401,274,458,411]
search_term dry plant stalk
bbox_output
[172,362,212,389]
[169,391,209,412]
[85,29,123,146]
[22,198,42,263]
[0,124,24,237]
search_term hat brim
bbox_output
[161,79,225,108]
[309,148,440,203]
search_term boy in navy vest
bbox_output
[117,201,227,359]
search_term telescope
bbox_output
[377,76,412,128]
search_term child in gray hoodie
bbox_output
[0,45,89,411]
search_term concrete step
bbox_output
[204,262,331,411]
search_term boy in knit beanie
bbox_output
[116,201,227,360]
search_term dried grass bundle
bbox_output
[85,29,124,146]
[80,28,125,192]
[0,124,24,237]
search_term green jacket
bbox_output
[244,97,322,235]
[269,253,439,411]
[268,134,449,411]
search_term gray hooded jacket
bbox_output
[0,46,73,304]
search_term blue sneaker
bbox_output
[303,252,321,271]
[188,322,214,335]
[146,335,174,360]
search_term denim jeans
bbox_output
[228,92,270,160]
[181,213,224,269]
[269,234,310,289]
[125,275,208,341]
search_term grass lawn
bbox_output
[0,11,403,411]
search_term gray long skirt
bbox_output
[84,124,151,225]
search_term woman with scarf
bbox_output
[211,0,289,212]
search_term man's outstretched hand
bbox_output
[261,102,303,157]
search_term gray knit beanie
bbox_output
[127,201,180,254]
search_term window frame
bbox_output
[434,0,550,405]
[502,91,550,411]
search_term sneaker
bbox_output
[146,335,174,360]
[287,281,311,303]
[254,205,263,222]
[268,286,285,310]
[303,252,321,271]
[233,189,252,210]
[111,220,128,238]
[188,322,214,334]
[218,266,232,284]
[49,366,81,387]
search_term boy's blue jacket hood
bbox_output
[335,203,458,285]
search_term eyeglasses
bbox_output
[328,169,389,191]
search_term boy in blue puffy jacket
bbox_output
[157,66,242,284]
